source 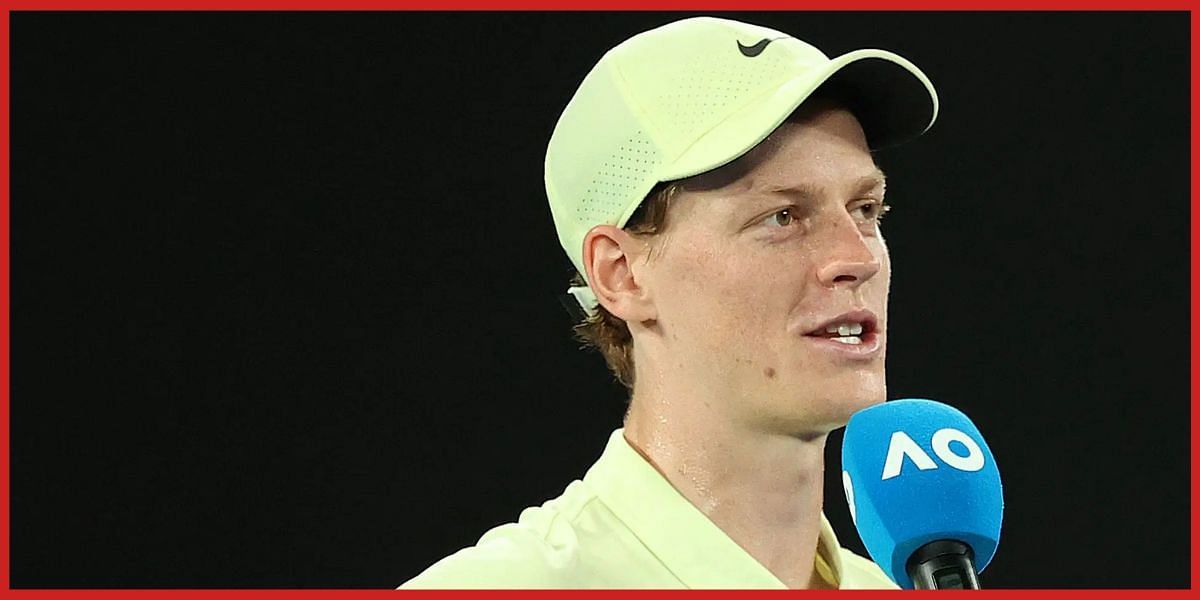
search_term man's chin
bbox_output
[754,394,884,440]
[836,393,886,426]
[802,389,885,431]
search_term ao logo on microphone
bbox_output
[882,428,985,481]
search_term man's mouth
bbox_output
[801,310,881,356]
[809,320,873,345]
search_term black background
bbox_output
[12,12,1190,588]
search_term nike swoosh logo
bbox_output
[737,37,784,58]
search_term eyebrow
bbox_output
[761,167,888,201]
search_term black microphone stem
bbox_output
[906,540,982,590]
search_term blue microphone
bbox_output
[841,399,1003,589]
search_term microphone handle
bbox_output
[906,540,982,590]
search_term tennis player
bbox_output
[403,15,938,589]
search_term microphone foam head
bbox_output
[841,398,1003,589]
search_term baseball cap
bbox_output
[545,16,939,317]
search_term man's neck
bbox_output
[623,391,832,589]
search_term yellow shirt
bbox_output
[402,429,898,589]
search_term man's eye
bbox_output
[765,208,796,228]
[853,200,891,222]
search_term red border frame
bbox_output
[0,4,1194,595]
[0,1,1194,9]
[1190,5,1198,594]
[2,5,10,594]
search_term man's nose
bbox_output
[815,220,881,288]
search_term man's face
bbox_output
[638,106,889,437]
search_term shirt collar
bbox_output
[583,428,844,589]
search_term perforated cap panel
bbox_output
[577,131,660,225]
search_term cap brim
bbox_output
[818,49,940,150]
[662,48,938,181]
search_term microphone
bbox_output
[841,399,1003,589]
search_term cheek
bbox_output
[658,237,804,346]
[876,238,892,314]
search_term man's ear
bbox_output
[582,225,657,323]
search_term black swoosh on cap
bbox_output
[737,37,781,58]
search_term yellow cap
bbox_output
[546,16,938,316]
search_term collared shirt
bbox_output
[402,429,898,589]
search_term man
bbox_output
[402,16,937,589]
